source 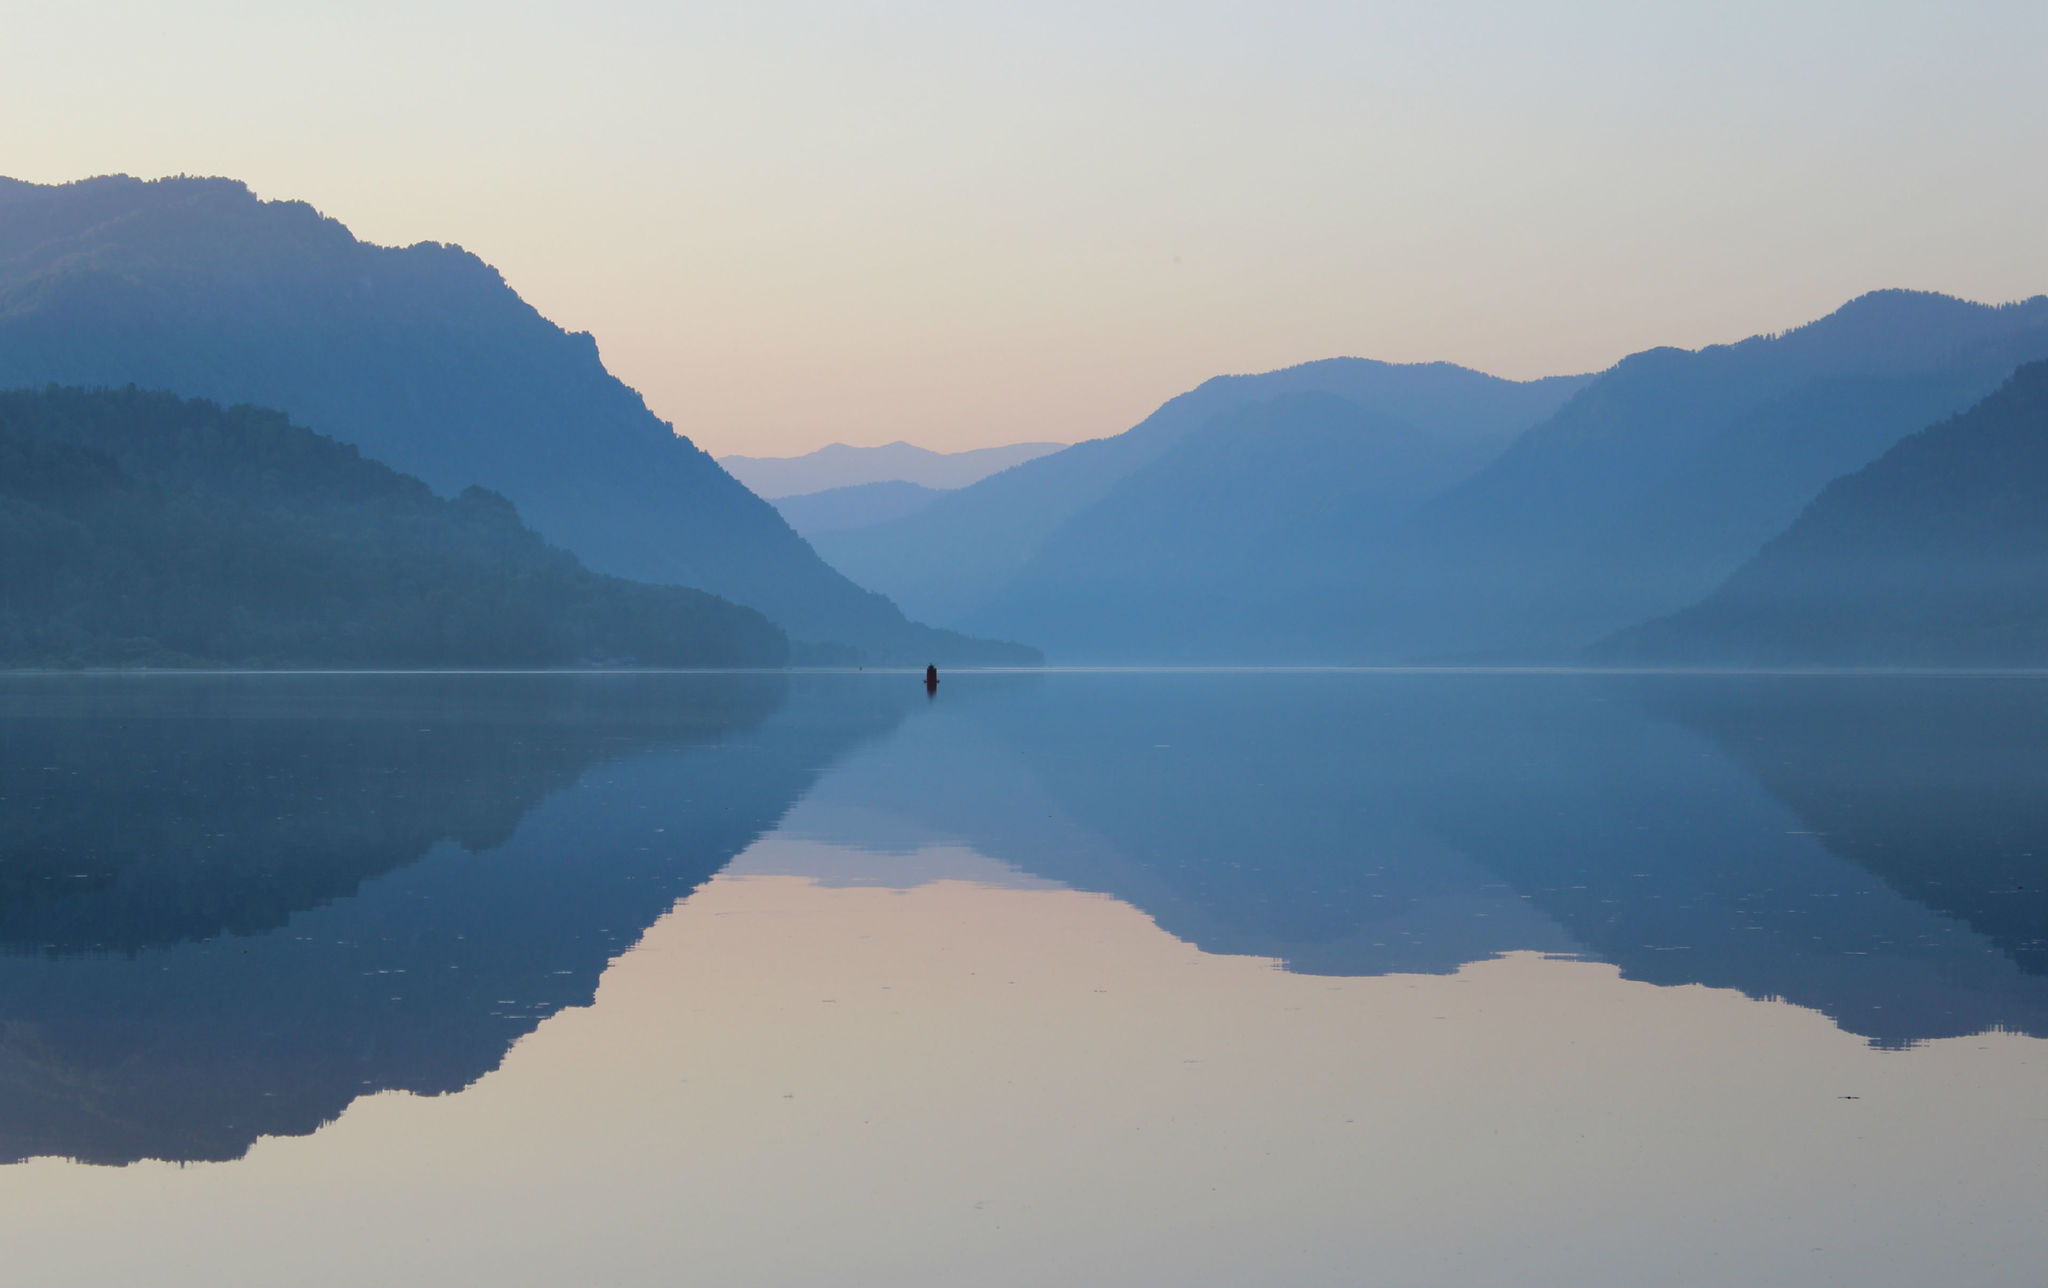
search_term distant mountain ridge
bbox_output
[968,391,1505,660]
[720,440,1063,498]
[814,358,1594,630]
[815,289,2048,663]
[1602,360,2048,666]
[0,174,1033,664]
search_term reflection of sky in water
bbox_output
[3,867,2045,1287]
[2,672,2047,1285]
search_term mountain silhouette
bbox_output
[1602,360,2048,666]
[813,358,1591,631]
[720,440,1064,498]
[0,175,1031,664]
[963,391,1513,660]
[817,291,2048,662]
[0,386,786,667]
[1339,290,2048,661]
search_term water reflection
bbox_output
[0,673,915,1164]
[2,670,2045,1171]
[12,875,2045,1288]
[1650,676,2048,976]
[777,672,2048,1047]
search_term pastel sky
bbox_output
[8,0,2048,455]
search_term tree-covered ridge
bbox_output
[0,386,788,668]
[1603,360,2048,666]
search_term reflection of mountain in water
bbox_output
[0,674,910,1166]
[1647,677,2048,976]
[796,673,2048,1048]
[0,676,783,954]
[10,671,2045,1166]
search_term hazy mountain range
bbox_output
[720,440,1063,498]
[726,441,1070,542]
[3,173,2043,671]
[813,358,1594,632]
[1329,290,2048,663]
[1606,360,2048,666]
[0,175,1032,665]
[807,290,2048,664]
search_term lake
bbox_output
[0,669,2043,1286]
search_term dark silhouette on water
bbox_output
[925,664,939,697]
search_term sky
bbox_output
[7,0,2048,456]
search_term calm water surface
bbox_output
[0,670,2043,1286]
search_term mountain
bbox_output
[1602,361,2048,666]
[0,386,789,668]
[1332,290,2048,661]
[812,358,1594,631]
[964,392,1509,660]
[771,479,950,539]
[816,290,2048,663]
[0,174,1031,663]
[719,440,1064,498]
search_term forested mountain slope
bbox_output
[1603,361,2048,667]
[1341,290,2048,661]
[0,386,787,667]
